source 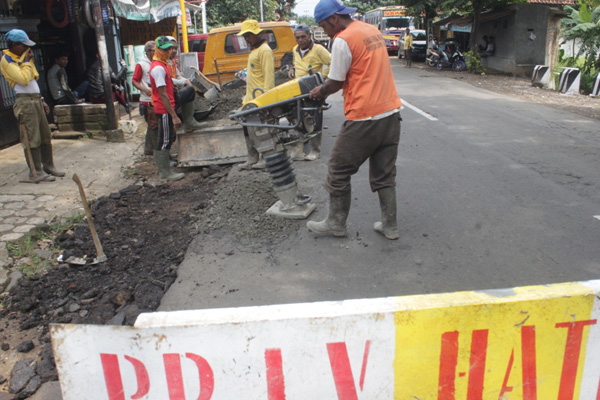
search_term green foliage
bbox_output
[561,0,600,93]
[204,0,278,29]
[345,0,396,16]
[275,0,296,21]
[464,50,485,73]
[6,214,85,278]
[296,15,316,26]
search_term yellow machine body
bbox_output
[243,78,303,108]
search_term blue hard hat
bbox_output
[6,29,36,46]
[314,0,356,23]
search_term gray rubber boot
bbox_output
[182,102,203,133]
[40,143,65,177]
[374,187,399,240]
[306,192,351,237]
[251,153,266,169]
[26,148,55,182]
[287,141,305,161]
[240,136,260,170]
[154,150,185,181]
[144,127,158,155]
[304,132,321,161]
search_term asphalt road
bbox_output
[160,58,600,312]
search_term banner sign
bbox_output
[111,0,181,23]
[51,280,600,399]
[383,10,406,16]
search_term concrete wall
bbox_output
[480,5,552,76]
[513,4,549,75]
[480,13,516,74]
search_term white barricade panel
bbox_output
[558,67,581,95]
[532,65,550,88]
[52,280,600,399]
[591,74,600,97]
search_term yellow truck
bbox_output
[202,21,296,84]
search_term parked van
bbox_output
[203,21,295,83]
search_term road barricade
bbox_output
[531,65,551,89]
[591,74,600,98]
[51,280,600,399]
[557,67,581,95]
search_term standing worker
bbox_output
[132,41,158,156]
[403,28,413,68]
[166,36,202,133]
[306,0,402,240]
[238,19,275,170]
[288,24,331,161]
[1,29,64,182]
[149,36,185,181]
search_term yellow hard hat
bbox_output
[237,20,262,36]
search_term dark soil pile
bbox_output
[2,172,219,340]
[199,70,292,121]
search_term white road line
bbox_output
[400,99,438,121]
[595,216,600,221]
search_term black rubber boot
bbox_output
[374,187,399,240]
[306,192,351,237]
[154,150,185,180]
[240,136,260,170]
[40,143,65,177]
[26,148,55,182]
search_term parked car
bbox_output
[202,21,296,83]
[397,29,427,60]
[181,33,208,72]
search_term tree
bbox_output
[345,0,396,16]
[205,0,278,29]
[561,0,600,77]
[275,0,297,20]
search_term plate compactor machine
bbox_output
[229,73,329,220]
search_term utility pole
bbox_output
[260,0,264,21]
[90,0,123,140]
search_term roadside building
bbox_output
[434,0,576,76]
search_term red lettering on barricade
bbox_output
[498,350,514,399]
[327,342,360,400]
[521,326,537,400]
[100,353,126,400]
[265,348,286,400]
[556,319,597,400]
[467,329,488,400]
[359,340,371,391]
[164,353,186,399]
[438,331,459,400]
[124,355,150,399]
[185,353,214,400]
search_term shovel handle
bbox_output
[72,174,106,262]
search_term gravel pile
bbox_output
[197,167,302,243]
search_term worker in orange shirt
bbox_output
[307,0,402,240]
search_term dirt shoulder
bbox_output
[423,66,600,121]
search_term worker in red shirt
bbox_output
[149,36,185,181]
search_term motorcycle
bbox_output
[434,46,466,72]
[426,47,440,67]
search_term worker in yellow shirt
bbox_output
[1,29,63,182]
[403,28,413,68]
[238,20,275,169]
[288,24,331,161]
